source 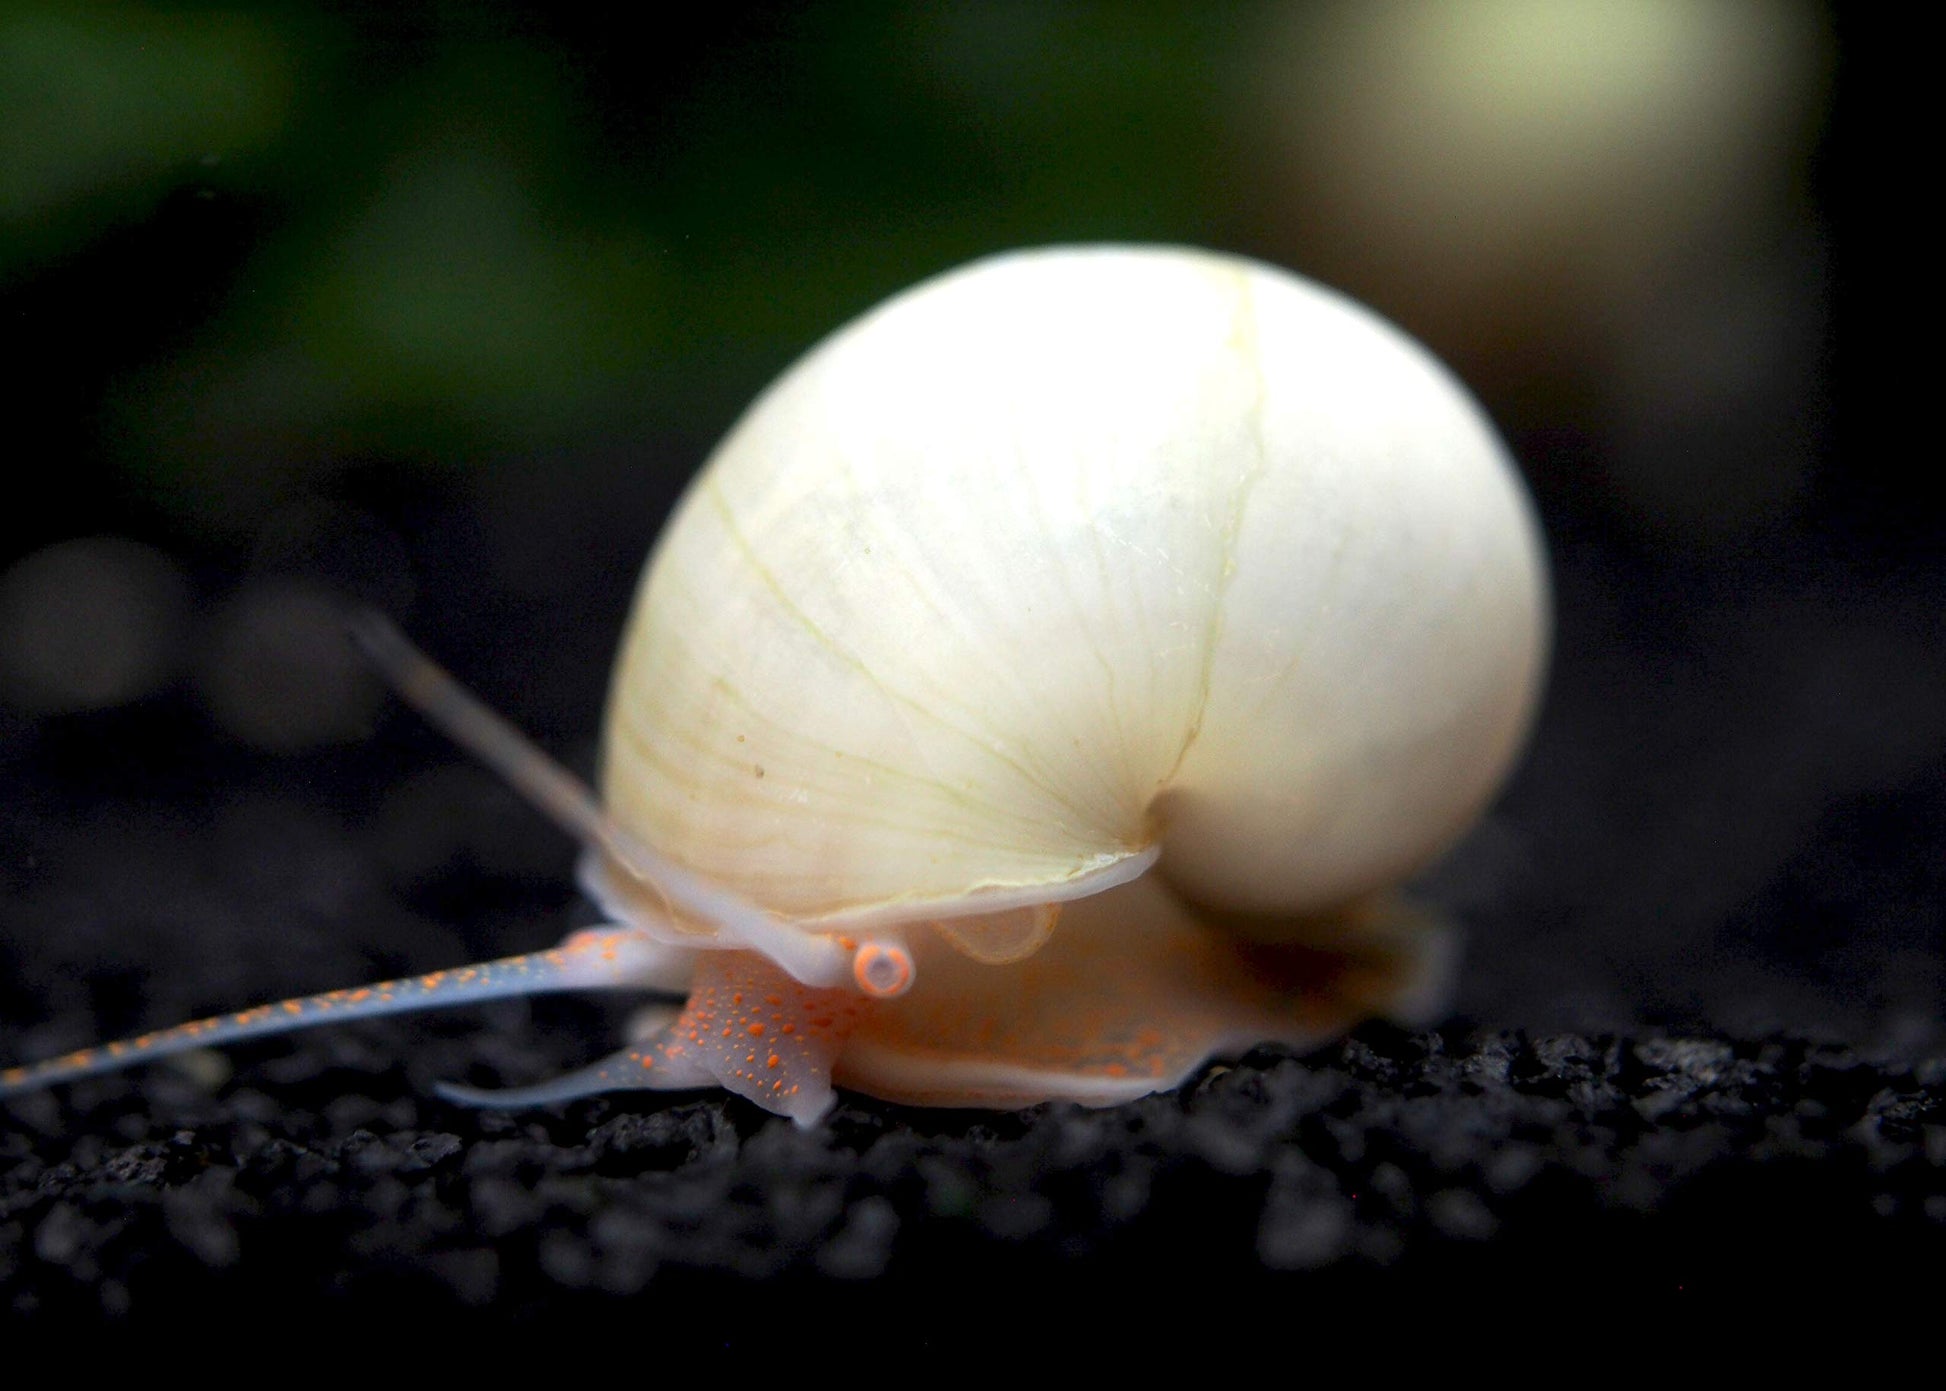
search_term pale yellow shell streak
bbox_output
[598,246,1547,927]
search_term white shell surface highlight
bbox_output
[599,245,1547,926]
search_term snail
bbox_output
[1,245,1549,1126]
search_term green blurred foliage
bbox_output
[0,6,293,242]
[2,1,1254,534]
[3,1,1848,552]
[292,45,667,438]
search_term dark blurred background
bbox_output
[1,2,1938,1066]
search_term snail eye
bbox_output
[852,942,915,999]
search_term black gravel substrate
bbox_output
[4,1020,1942,1342]
[4,440,1944,1346]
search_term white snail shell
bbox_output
[0,244,1548,1126]
[606,245,1545,915]
[580,243,1548,1113]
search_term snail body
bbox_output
[2,246,1548,1125]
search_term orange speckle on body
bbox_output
[746,1022,766,1037]
[766,1054,780,1069]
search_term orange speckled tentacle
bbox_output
[0,928,675,1101]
